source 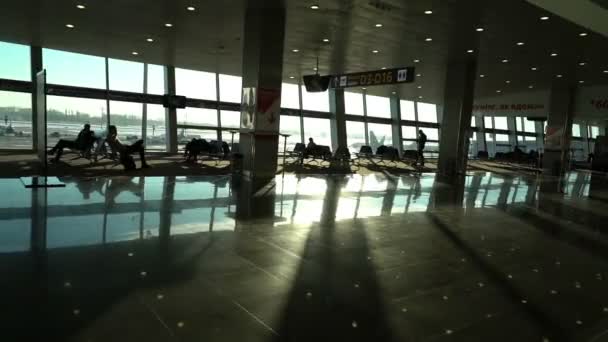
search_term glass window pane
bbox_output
[46,96,107,146]
[346,121,366,151]
[417,102,437,123]
[280,115,301,148]
[495,134,510,142]
[420,128,439,141]
[516,117,524,132]
[220,110,240,128]
[110,101,143,141]
[572,124,581,138]
[302,89,329,112]
[43,49,106,89]
[486,133,494,142]
[178,128,217,147]
[109,58,144,93]
[494,116,508,130]
[590,126,600,139]
[367,123,392,150]
[524,119,536,133]
[219,74,242,103]
[400,100,416,121]
[177,107,217,127]
[366,95,391,118]
[0,91,32,149]
[0,41,30,81]
[146,104,166,151]
[345,92,364,115]
[303,117,331,147]
[281,83,300,109]
[402,126,417,139]
[471,116,476,127]
[147,64,165,95]
[175,68,217,100]
[484,116,493,129]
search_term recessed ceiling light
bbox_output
[579,62,586,66]
[322,38,330,42]
[292,49,299,52]
[310,5,319,10]
[531,67,538,71]
[186,6,196,11]
[540,16,550,21]
[418,96,423,99]
[146,38,154,42]
[131,51,139,56]
[505,80,511,84]
[579,80,585,83]
[392,91,397,94]
[372,50,379,53]
[417,86,422,89]
[551,52,558,57]
[313,67,318,71]
[65,24,75,29]
[164,23,173,27]
[289,76,295,79]
[496,90,502,93]
[414,59,420,63]
[375,23,383,28]
[476,27,484,32]
[425,37,433,42]
[529,85,534,89]
[516,42,525,46]
[467,49,474,53]
[416,73,422,77]
[480,74,485,78]
[76,4,86,9]
[424,10,433,14]
[502,59,509,63]
[362,87,367,90]
[579,32,588,37]
[604,70,608,74]
[556,74,563,78]
[381,67,387,70]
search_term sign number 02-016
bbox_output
[359,72,393,86]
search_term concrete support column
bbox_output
[508,116,517,149]
[580,121,590,158]
[164,66,178,153]
[329,88,347,152]
[542,82,575,192]
[390,95,403,154]
[239,0,286,180]
[30,46,42,150]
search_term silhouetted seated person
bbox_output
[106,125,150,170]
[185,138,211,162]
[48,123,95,163]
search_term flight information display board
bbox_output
[331,67,416,89]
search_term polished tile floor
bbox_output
[1,171,608,341]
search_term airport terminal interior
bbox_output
[1,0,608,341]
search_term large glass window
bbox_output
[281,83,300,109]
[0,41,31,81]
[365,95,391,118]
[219,74,242,103]
[280,115,302,149]
[46,96,106,145]
[110,101,143,141]
[345,92,364,115]
[516,117,524,132]
[220,110,240,129]
[494,116,508,130]
[524,120,536,133]
[417,102,437,123]
[109,58,144,93]
[147,64,165,95]
[367,123,392,150]
[421,128,439,141]
[302,89,329,112]
[304,117,331,147]
[589,126,600,139]
[471,116,477,127]
[402,126,417,139]
[484,116,493,129]
[43,49,106,89]
[177,107,218,127]
[178,128,217,147]
[346,121,366,151]
[146,104,166,151]
[400,100,416,121]
[572,124,582,138]
[0,91,32,149]
[175,68,216,100]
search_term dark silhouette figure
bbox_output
[417,129,427,166]
[106,125,150,170]
[48,123,95,162]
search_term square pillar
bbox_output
[390,95,403,154]
[164,66,178,153]
[30,46,42,150]
[329,88,347,152]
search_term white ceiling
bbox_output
[0,0,607,118]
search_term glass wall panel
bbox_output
[303,117,331,147]
[280,115,302,149]
[0,41,31,81]
[572,124,582,138]
[147,64,165,95]
[46,96,106,145]
[516,117,524,132]
[345,92,364,115]
[471,116,477,127]
[302,89,329,112]
[590,126,600,139]
[175,68,216,100]
[346,121,366,151]
[365,95,391,118]
[281,83,300,109]
[219,74,242,103]
[146,104,166,151]
[177,107,218,127]
[494,117,508,130]
[402,126,417,139]
[524,119,536,133]
[178,128,217,147]
[110,101,143,141]
[109,58,144,93]
[400,100,416,121]
[421,128,439,141]
[0,91,32,149]
[43,49,106,89]
[417,102,437,123]
[220,110,240,129]
[484,116,493,129]
[367,123,392,150]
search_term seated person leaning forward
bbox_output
[48,123,95,162]
[105,125,150,170]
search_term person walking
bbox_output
[417,129,427,166]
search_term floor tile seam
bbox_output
[136,292,176,340]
